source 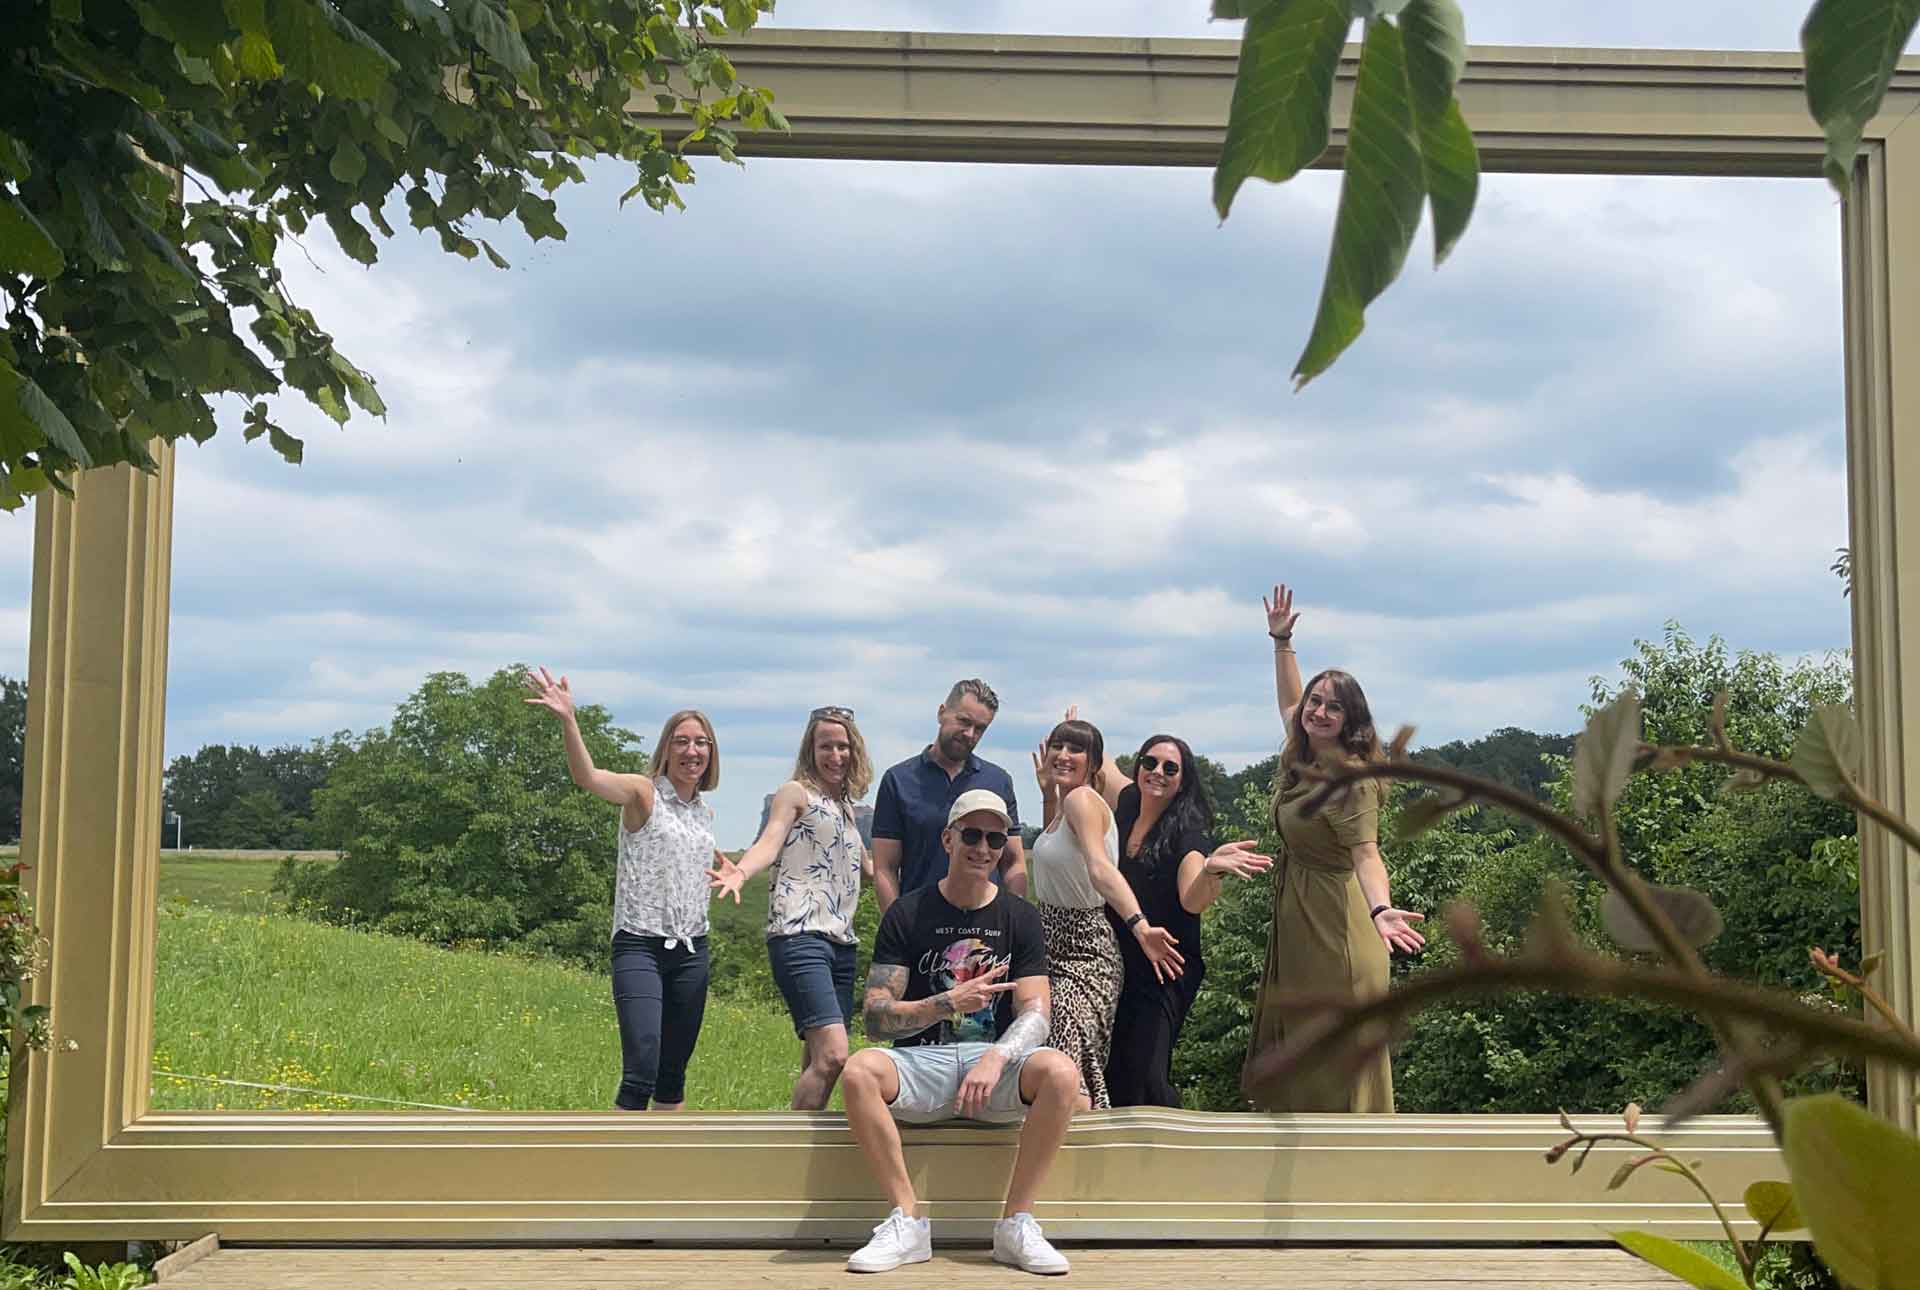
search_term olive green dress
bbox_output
[1241,752,1394,1112]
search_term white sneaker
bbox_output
[847,1207,931,1273]
[993,1212,1070,1275]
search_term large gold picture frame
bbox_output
[10,28,1918,1243]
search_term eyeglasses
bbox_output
[669,735,712,750]
[1138,755,1182,778]
[810,705,855,723]
[956,827,1008,850]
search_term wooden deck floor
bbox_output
[157,1245,1681,1288]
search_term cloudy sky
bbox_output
[0,1,1853,843]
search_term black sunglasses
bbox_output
[957,827,1008,850]
[810,705,855,723]
[1139,755,1183,777]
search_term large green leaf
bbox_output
[1802,0,1920,194]
[1399,0,1477,262]
[1782,1094,1920,1289]
[11,370,93,466]
[135,0,234,56]
[1212,0,1352,220]
[1792,703,1863,801]
[1572,691,1641,824]
[268,0,396,99]
[0,198,66,281]
[1743,1180,1804,1235]
[1291,17,1425,386]
[449,0,539,91]
[1611,1232,1748,1290]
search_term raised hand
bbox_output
[1263,583,1299,638]
[946,961,1016,1015]
[1202,838,1274,880]
[1372,906,1428,955]
[522,666,577,721]
[1032,741,1054,798]
[1133,923,1186,983]
[707,851,746,904]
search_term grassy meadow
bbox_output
[147,851,852,1112]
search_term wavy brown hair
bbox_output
[1277,669,1381,792]
[792,711,874,801]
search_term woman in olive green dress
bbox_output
[1241,584,1427,1112]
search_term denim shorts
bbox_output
[879,1042,1054,1124]
[767,932,857,1037]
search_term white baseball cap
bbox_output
[946,788,1012,829]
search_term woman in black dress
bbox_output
[1104,733,1271,1108]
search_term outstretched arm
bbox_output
[1064,788,1185,981]
[712,781,806,902]
[1265,584,1304,725]
[523,667,652,822]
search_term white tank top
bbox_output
[1029,800,1115,910]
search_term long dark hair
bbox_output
[1278,668,1381,792]
[1130,733,1213,871]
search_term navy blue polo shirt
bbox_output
[871,747,1022,894]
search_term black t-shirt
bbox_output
[870,884,1049,1047]
[1110,784,1213,998]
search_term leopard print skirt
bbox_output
[1038,902,1122,1110]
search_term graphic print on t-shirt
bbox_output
[920,936,1012,1044]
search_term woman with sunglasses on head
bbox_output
[1027,718,1184,1110]
[1240,585,1427,1113]
[1104,734,1272,1108]
[709,706,873,1110]
[524,667,721,1112]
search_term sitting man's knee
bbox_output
[1033,1051,1079,1097]
[840,1048,887,1092]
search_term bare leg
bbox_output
[841,1049,916,1215]
[1004,1050,1079,1216]
[790,1023,851,1111]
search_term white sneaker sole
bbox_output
[992,1248,1069,1276]
[847,1248,932,1274]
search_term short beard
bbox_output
[938,734,970,762]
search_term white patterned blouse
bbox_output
[613,776,715,947]
[764,785,864,945]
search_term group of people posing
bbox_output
[522,585,1428,1275]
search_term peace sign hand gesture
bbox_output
[522,666,577,721]
[946,961,1017,1015]
[1263,584,1299,639]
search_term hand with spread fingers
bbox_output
[1372,906,1428,955]
[1132,923,1186,983]
[946,960,1016,1016]
[1202,838,1274,880]
[1263,583,1299,639]
[522,666,577,720]
[707,850,747,903]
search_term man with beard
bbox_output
[872,679,1026,910]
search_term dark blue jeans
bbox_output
[610,931,710,1109]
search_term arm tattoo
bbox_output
[991,999,1050,1064]
[861,964,951,1040]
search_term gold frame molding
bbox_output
[10,28,1917,1243]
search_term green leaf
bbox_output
[1782,1093,1920,1289]
[1212,0,1352,219]
[268,0,396,99]
[136,0,234,55]
[478,238,510,269]
[0,131,30,182]
[330,139,367,185]
[13,372,93,467]
[1399,0,1477,262]
[1600,882,1724,954]
[1572,690,1641,824]
[268,426,305,463]
[1291,18,1425,386]
[1743,1180,1804,1235]
[1611,1231,1748,1290]
[514,192,566,241]
[0,198,67,281]
[1792,703,1862,801]
[311,382,349,425]
[1351,0,1415,13]
[1801,0,1920,194]
[1393,794,1459,841]
[450,0,539,90]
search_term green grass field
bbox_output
[146,851,847,1112]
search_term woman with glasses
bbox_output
[1241,584,1426,1112]
[709,706,873,1110]
[524,667,721,1112]
[1103,734,1272,1108]
[1027,717,1184,1110]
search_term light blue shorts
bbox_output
[878,1042,1056,1124]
